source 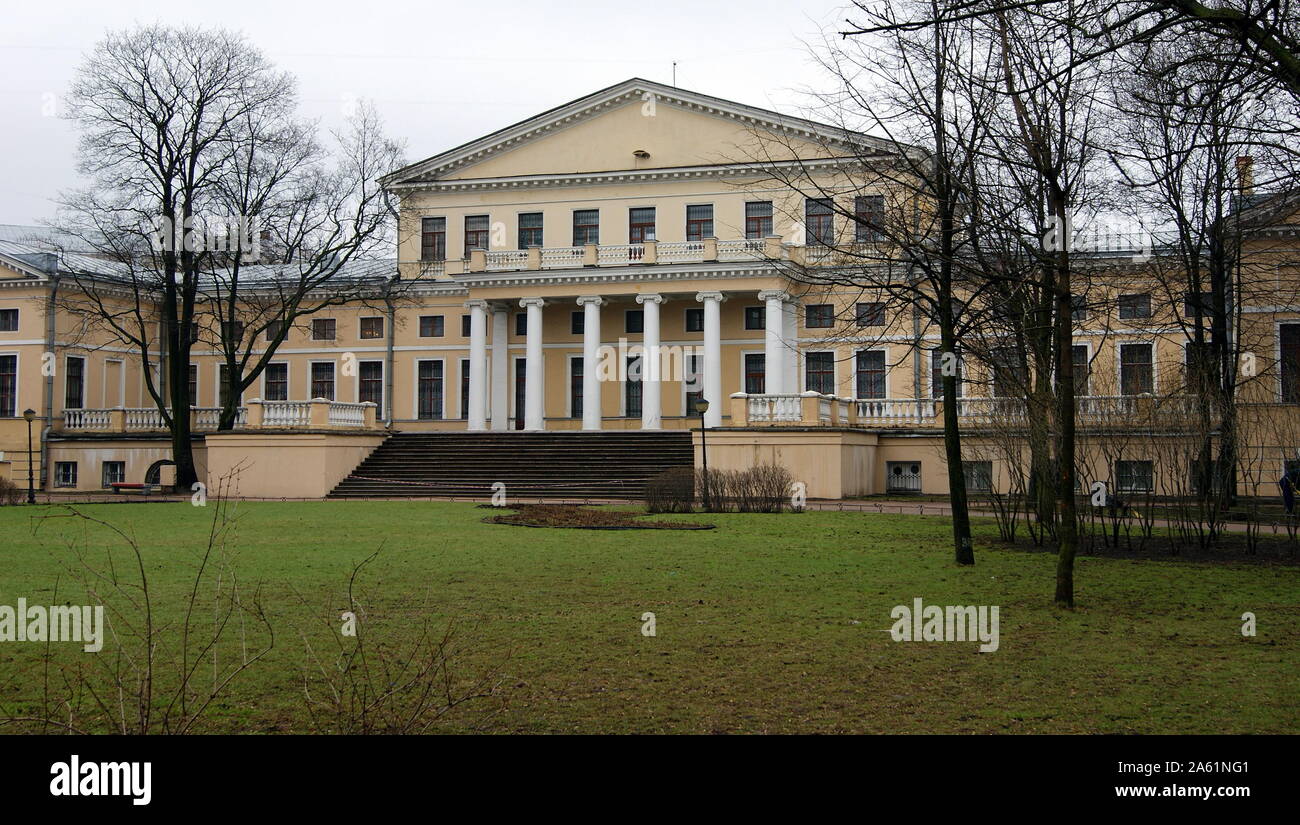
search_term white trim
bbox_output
[0,350,20,417]
[308,359,337,401]
[852,346,889,399]
[260,361,290,402]
[355,358,384,413]
[63,354,86,410]
[1276,320,1299,402]
[458,357,471,420]
[412,357,447,421]
[739,348,765,394]
[566,353,584,419]
[358,315,386,342]
[0,306,20,333]
[1117,340,1157,397]
[802,349,837,394]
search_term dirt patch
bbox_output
[483,504,714,530]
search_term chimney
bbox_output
[1236,156,1255,197]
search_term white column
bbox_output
[758,289,788,396]
[520,297,545,430]
[490,305,509,430]
[465,299,488,431]
[636,293,663,429]
[783,299,799,393]
[696,291,725,427]
[577,295,603,431]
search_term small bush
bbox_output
[0,476,21,506]
[646,467,695,513]
[696,463,795,513]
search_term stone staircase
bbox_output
[328,430,694,500]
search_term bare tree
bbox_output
[53,25,404,483]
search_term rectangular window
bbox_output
[464,215,490,251]
[0,355,15,417]
[1185,340,1214,394]
[1116,460,1154,493]
[963,460,993,493]
[990,347,1026,397]
[265,319,286,342]
[686,204,714,241]
[515,313,527,337]
[1072,345,1090,396]
[55,461,77,488]
[102,461,125,488]
[854,195,884,243]
[855,302,885,327]
[1184,291,1214,318]
[359,361,383,410]
[930,350,961,398]
[805,352,835,394]
[1120,343,1154,395]
[188,364,198,404]
[417,360,444,420]
[65,356,85,410]
[0,308,17,332]
[310,362,335,400]
[311,318,336,340]
[805,304,834,329]
[1281,324,1300,403]
[360,317,384,340]
[629,207,656,243]
[218,363,234,408]
[518,212,543,248]
[744,306,765,330]
[745,201,773,239]
[421,217,446,261]
[625,356,642,418]
[460,359,471,419]
[462,315,472,338]
[221,320,245,342]
[570,356,584,418]
[805,198,834,246]
[745,353,766,394]
[1118,293,1151,320]
[685,354,704,415]
[684,308,704,333]
[571,311,584,335]
[572,209,599,246]
[264,363,288,401]
[855,350,886,399]
[626,310,644,334]
[514,359,526,429]
[419,315,444,338]
[1071,295,1088,322]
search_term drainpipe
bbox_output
[41,264,61,492]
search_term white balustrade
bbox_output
[717,239,766,261]
[539,246,584,269]
[656,241,706,263]
[261,401,312,428]
[327,401,369,428]
[596,244,645,265]
[485,250,529,271]
[855,398,935,423]
[747,394,804,423]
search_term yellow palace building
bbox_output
[1,79,1297,500]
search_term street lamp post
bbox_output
[22,408,36,505]
[696,398,710,511]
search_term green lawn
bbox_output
[0,500,1296,734]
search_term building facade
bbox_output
[1,79,1298,499]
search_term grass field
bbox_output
[1,499,1296,734]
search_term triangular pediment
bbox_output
[383,78,899,187]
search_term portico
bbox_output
[459,284,802,431]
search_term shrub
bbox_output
[695,463,795,513]
[645,467,695,513]
[0,476,21,506]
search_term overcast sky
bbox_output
[0,0,850,225]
